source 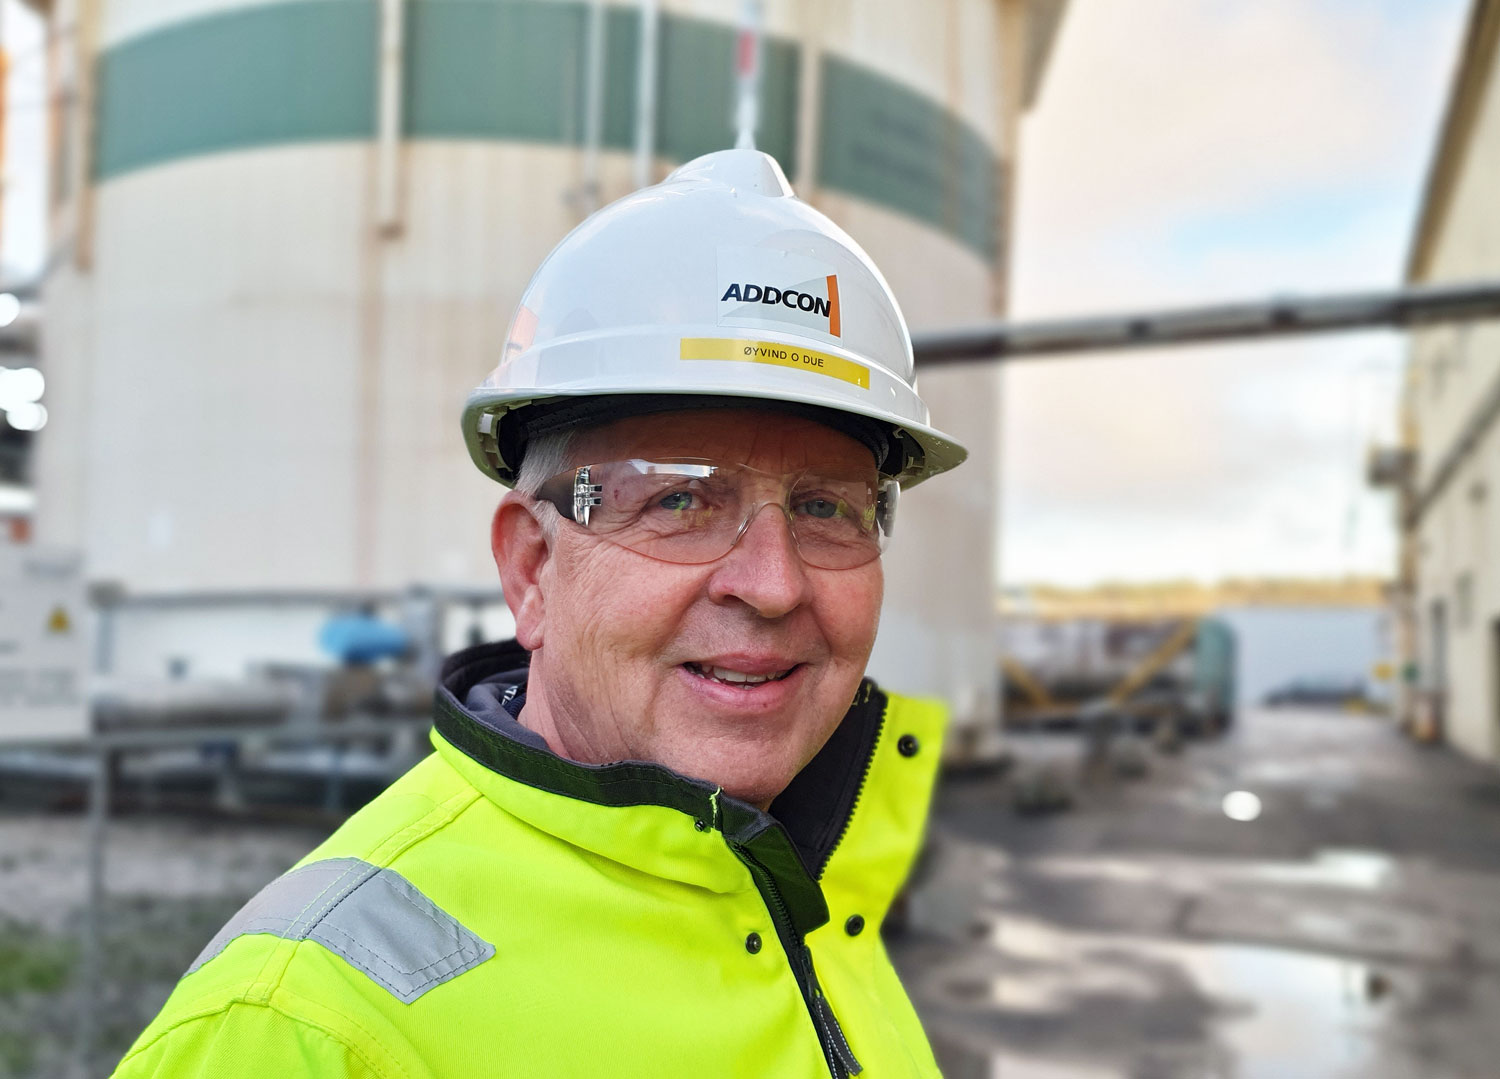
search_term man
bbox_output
[115,148,967,1078]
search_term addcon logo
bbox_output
[716,248,842,339]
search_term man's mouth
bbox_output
[683,662,798,687]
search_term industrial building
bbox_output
[27,0,1067,756]
[1387,0,1500,762]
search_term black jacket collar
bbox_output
[435,640,887,882]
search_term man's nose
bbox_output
[706,502,814,617]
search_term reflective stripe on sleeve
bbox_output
[188,857,494,1003]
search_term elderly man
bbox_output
[115,149,966,1078]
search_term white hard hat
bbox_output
[462,148,967,488]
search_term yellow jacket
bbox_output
[114,641,948,1078]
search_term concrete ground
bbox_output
[2,706,1498,1077]
[892,706,1500,1079]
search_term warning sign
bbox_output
[0,547,88,744]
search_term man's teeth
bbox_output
[687,663,792,685]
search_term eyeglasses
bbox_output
[535,458,898,570]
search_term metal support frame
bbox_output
[50,584,503,1068]
[61,714,430,1071]
[910,279,1500,365]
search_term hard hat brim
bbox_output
[463,374,966,490]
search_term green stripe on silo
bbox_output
[403,1,590,144]
[403,3,797,172]
[92,1,994,261]
[95,1,378,179]
[817,55,998,261]
[650,14,798,173]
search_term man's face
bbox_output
[498,409,884,808]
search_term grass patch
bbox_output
[0,923,74,996]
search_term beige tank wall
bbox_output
[39,0,1022,737]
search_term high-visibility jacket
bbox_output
[113,641,948,1078]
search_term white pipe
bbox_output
[376,0,406,235]
[633,0,658,188]
[734,0,763,150]
[580,0,607,212]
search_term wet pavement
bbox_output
[892,707,1500,1078]
[4,706,1500,1077]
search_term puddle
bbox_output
[929,914,1392,1078]
[1245,849,1397,890]
[1026,848,1399,893]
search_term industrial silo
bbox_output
[37,0,1065,749]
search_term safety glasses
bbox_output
[535,458,898,570]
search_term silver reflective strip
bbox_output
[189,856,494,1003]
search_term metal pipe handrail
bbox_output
[911,279,1500,364]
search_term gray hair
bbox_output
[513,430,576,538]
[514,429,576,496]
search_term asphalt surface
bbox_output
[891,706,1500,1079]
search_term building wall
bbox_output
[1409,353,1500,761]
[1406,0,1500,762]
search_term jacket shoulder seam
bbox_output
[116,995,410,1079]
[369,784,483,865]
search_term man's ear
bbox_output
[492,493,551,650]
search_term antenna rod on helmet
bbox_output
[733,0,763,150]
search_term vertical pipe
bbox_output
[580,0,606,212]
[733,0,763,150]
[72,0,99,271]
[74,747,110,1077]
[632,0,658,189]
[994,0,1026,314]
[375,0,406,236]
[791,2,821,195]
[0,19,10,264]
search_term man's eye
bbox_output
[658,491,696,512]
[798,498,843,520]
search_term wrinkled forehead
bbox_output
[567,408,878,474]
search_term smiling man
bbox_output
[115,150,967,1079]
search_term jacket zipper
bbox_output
[734,844,863,1078]
[815,693,885,881]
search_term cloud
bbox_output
[1000,335,1404,585]
[995,0,1465,585]
[1011,0,1469,314]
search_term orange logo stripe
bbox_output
[825,274,841,337]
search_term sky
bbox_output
[1002,0,1471,587]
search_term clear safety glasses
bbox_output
[536,458,898,570]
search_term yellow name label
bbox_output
[679,337,870,389]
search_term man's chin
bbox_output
[661,749,799,811]
[718,777,793,812]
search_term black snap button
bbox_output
[745,932,763,954]
[844,915,865,936]
[897,734,920,757]
[694,818,708,832]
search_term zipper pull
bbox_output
[813,995,863,1076]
